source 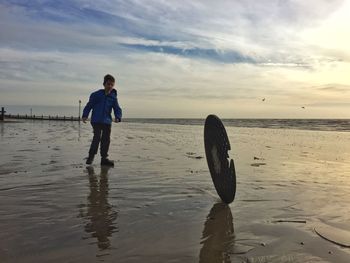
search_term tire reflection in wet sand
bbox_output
[199,203,235,263]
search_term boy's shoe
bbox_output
[101,158,114,166]
[86,155,94,165]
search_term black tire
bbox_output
[204,115,236,204]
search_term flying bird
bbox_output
[262,98,265,102]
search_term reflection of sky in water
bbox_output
[79,166,118,254]
[2,121,350,261]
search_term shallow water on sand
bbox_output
[1,120,350,262]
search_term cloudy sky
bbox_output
[1,0,350,118]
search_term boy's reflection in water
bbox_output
[199,203,235,263]
[81,166,118,251]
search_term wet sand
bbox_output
[1,120,350,262]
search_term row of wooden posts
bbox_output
[0,107,81,122]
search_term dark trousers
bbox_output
[88,123,111,159]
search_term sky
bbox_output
[1,0,350,118]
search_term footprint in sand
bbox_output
[251,163,267,167]
[315,223,350,248]
[186,152,204,159]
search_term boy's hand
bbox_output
[114,118,120,123]
[82,117,88,123]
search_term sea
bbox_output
[3,105,350,132]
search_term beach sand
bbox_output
[1,120,350,262]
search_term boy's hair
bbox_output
[103,74,115,85]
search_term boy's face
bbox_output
[104,80,115,93]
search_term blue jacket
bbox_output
[82,89,122,124]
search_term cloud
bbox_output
[120,44,256,64]
[308,102,350,107]
[1,0,346,64]
[316,84,350,93]
[1,0,350,117]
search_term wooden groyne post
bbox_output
[0,107,6,121]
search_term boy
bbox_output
[82,74,122,166]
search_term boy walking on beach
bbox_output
[82,74,122,166]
